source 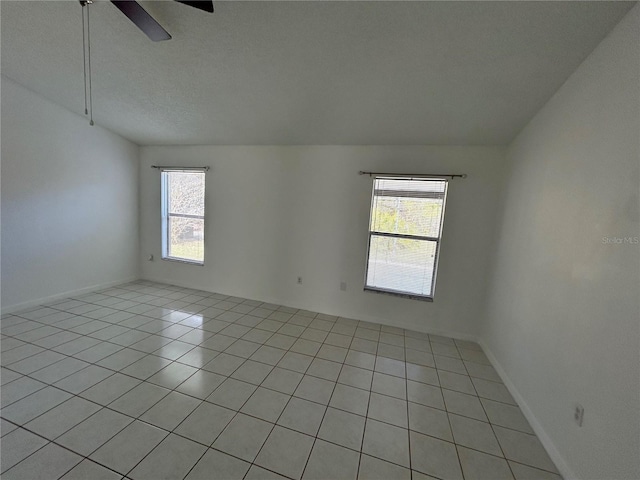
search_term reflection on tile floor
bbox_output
[1,281,561,480]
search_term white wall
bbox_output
[482,6,640,480]
[1,77,140,312]
[140,146,505,338]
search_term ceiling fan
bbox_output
[77,0,213,126]
[80,0,214,42]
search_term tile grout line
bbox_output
[404,348,414,477]
[2,331,537,440]
[240,348,314,480]
[449,337,471,480]
[5,301,475,377]
[297,360,344,480]
[3,332,535,444]
[5,323,501,392]
[5,401,549,480]
[2,280,557,479]
[463,324,518,480]
[356,347,378,478]
[245,326,358,479]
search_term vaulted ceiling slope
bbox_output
[1,1,634,146]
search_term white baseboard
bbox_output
[142,275,478,342]
[478,338,576,480]
[1,277,140,315]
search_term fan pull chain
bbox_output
[86,1,94,126]
[81,4,88,116]
[80,0,94,126]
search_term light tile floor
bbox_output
[1,281,562,480]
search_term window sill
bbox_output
[161,256,204,266]
[364,287,434,302]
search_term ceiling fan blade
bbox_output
[174,1,214,13]
[111,1,172,41]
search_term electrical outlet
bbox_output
[340,281,347,291]
[297,277,303,285]
[574,403,584,427]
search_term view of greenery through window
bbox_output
[164,171,205,263]
[372,197,443,240]
[366,178,447,297]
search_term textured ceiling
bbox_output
[1,1,635,145]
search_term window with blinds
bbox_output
[161,170,205,265]
[365,177,448,300]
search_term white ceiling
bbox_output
[1,1,635,146]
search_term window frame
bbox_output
[363,176,449,301]
[160,169,206,266]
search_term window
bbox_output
[161,170,205,264]
[364,176,448,300]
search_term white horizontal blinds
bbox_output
[366,177,447,297]
[163,171,205,263]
